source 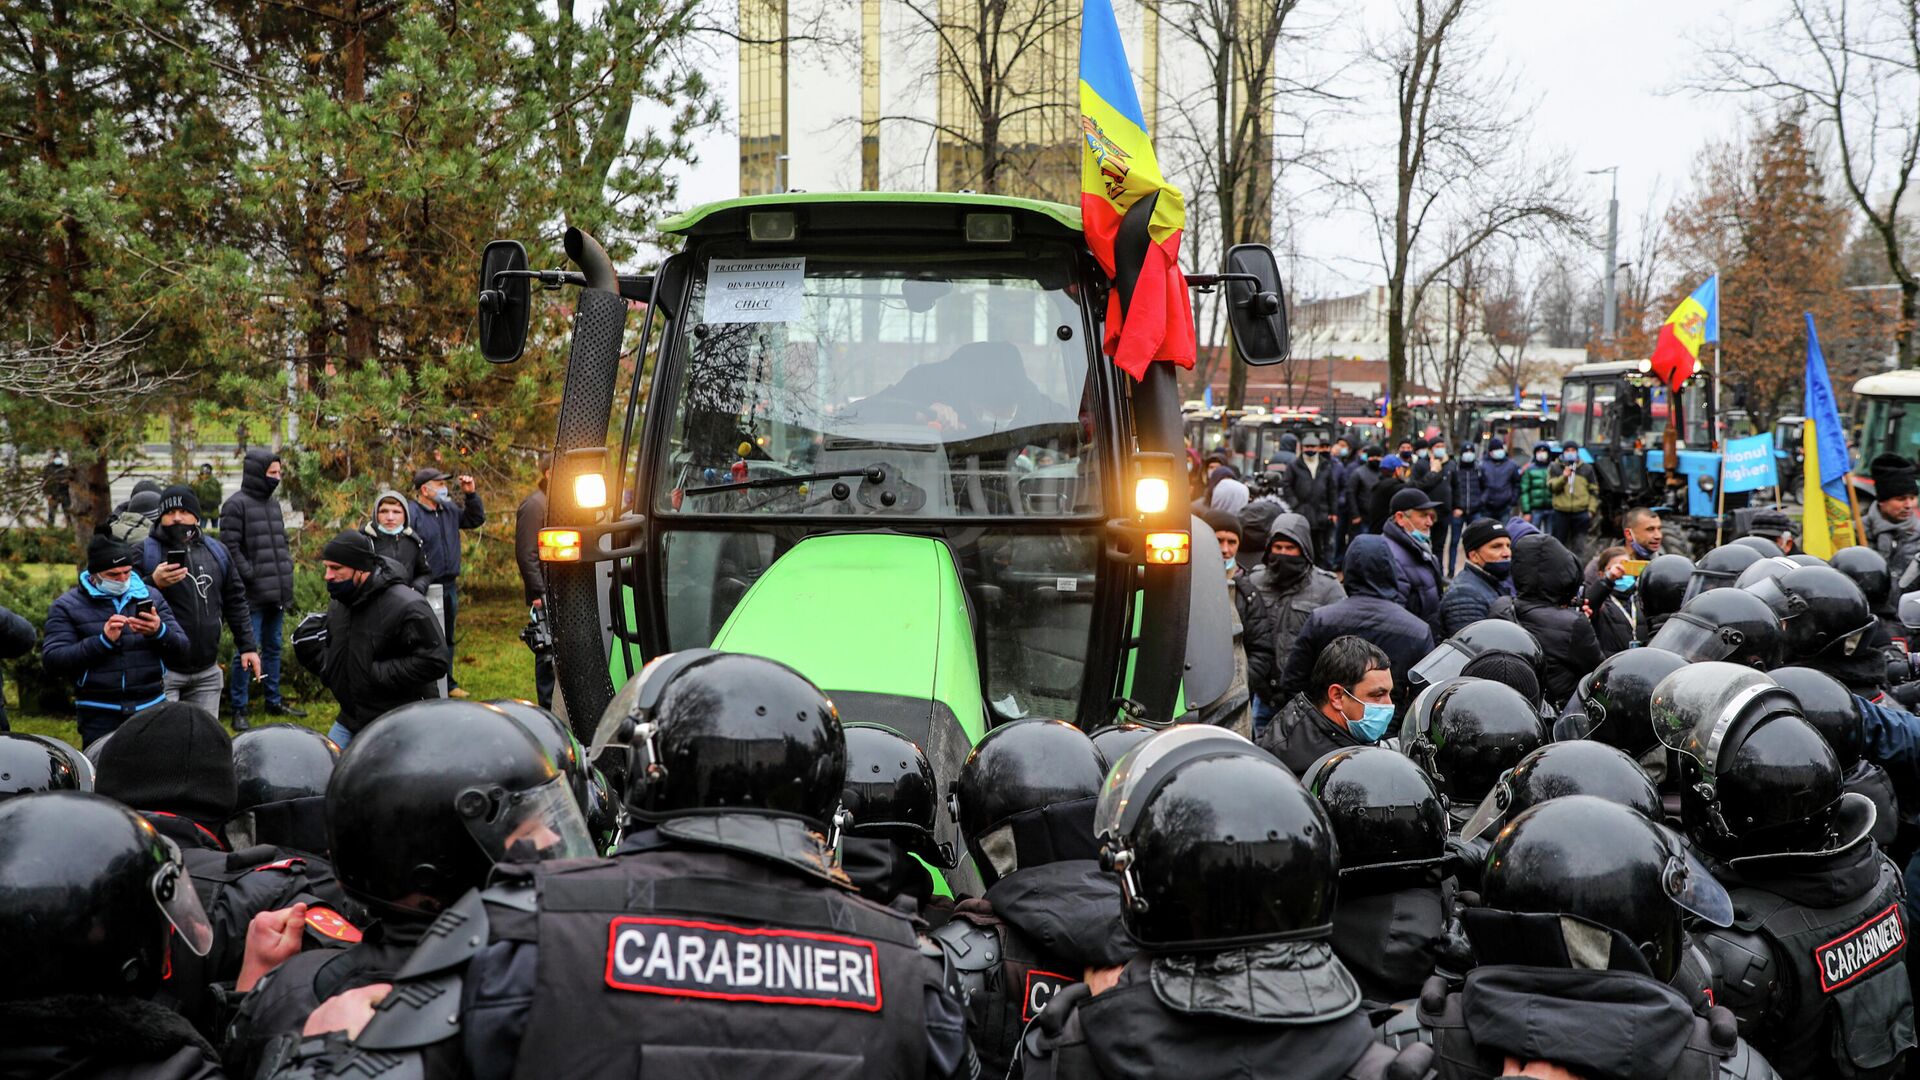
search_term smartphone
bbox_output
[165,549,190,567]
[133,598,156,618]
[1619,559,1650,577]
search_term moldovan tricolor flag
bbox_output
[1079,0,1194,380]
[1648,275,1719,388]
[1802,313,1858,558]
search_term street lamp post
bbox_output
[1588,167,1620,348]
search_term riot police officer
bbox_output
[1769,666,1900,851]
[1407,619,1544,697]
[1652,662,1916,1079]
[488,697,619,852]
[1089,722,1153,769]
[935,718,1130,1077]
[1400,676,1546,831]
[1303,745,1471,1008]
[1687,544,1767,601]
[1639,552,1695,642]
[1744,564,1883,692]
[1648,588,1785,669]
[0,791,221,1076]
[1021,726,1432,1080]
[0,730,81,803]
[283,650,977,1080]
[226,700,586,1078]
[1458,740,1662,843]
[840,722,953,915]
[1381,796,1778,1078]
[93,701,358,1036]
[1555,646,1690,775]
[225,724,361,924]
[1832,546,1899,645]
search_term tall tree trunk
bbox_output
[342,0,375,365]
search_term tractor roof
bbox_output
[657,191,1085,241]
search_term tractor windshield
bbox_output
[658,249,1100,519]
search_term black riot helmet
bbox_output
[1301,746,1448,880]
[1461,741,1662,842]
[29,734,93,791]
[1401,677,1547,818]
[329,699,594,919]
[1472,796,1732,982]
[0,731,80,803]
[1639,554,1695,620]
[1090,723,1155,771]
[1684,544,1765,602]
[1459,650,1543,709]
[1745,564,1877,662]
[1730,536,1785,558]
[1786,552,1827,567]
[1651,662,1868,861]
[1831,546,1893,612]
[1768,666,1864,768]
[1409,620,1543,693]
[842,723,951,867]
[1647,587,1784,669]
[227,724,339,853]
[590,650,846,831]
[1098,728,1345,956]
[1563,647,1690,756]
[1734,555,1798,591]
[487,698,615,849]
[0,792,214,1000]
[951,717,1105,886]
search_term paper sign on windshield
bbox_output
[704,258,806,324]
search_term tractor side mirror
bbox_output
[478,239,531,363]
[1223,244,1289,366]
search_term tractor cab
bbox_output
[1853,370,1920,501]
[1559,360,1718,551]
[1465,408,1557,459]
[476,192,1289,886]
[1227,409,1334,483]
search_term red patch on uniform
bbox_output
[304,905,363,943]
[1022,968,1073,1022]
[604,916,882,1011]
[1815,903,1906,993]
[251,858,307,873]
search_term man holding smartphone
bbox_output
[41,532,191,745]
[141,485,261,721]
[408,465,485,697]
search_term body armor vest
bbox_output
[931,906,1076,1076]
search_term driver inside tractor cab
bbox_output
[857,340,1066,439]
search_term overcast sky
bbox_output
[654,0,1765,297]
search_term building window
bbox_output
[740,0,788,195]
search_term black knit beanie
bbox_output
[94,701,237,826]
[87,532,137,573]
[322,529,378,572]
[157,484,202,521]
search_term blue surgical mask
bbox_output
[95,575,129,597]
[1431,448,1448,461]
[1411,530,1432,547]
[1563,452,1579,464]
[1614,574,1638,593]
[378,523,404,536]
[1462,452,1477,465]
[1342,688,1396,743]
[1490,449,1506,461]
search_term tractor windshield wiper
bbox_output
[682,465,883,497]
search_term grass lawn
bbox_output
[7,586,545,745]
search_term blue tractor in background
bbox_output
[1558,361,1722,557]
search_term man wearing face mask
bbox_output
[1258,635,1398,774]
[408,465,486,697]
[1383,486,1446,636]
[140,486,261,720]
[41,533,191,745]
[1283,435,1337,565]
[1239,513,1346,731]
[1440,518,1514,637]
[222,447,302,725]
[361,490,432,595]
[1414,437,1463,574]
[1548,442,1599,560]
[1473,437,1521,523]
[293,530,447,747]
[1274,536,1435,714]
[1519,443,1555,534]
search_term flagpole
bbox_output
[1843,472,1867,548]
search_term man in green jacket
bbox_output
[1518,443,1554,536]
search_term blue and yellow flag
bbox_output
[1079,0,1192,379]
[1802,312,1856,558]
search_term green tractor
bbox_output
[476,192,1288,886]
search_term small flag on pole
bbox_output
[1801,313,1856,558]
[1648,275,1719,388]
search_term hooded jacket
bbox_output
[293,561,447,732]
[1475,449,1522,516]
[1509,534,1602,709]
[1238,514,1346,709]
[41,571,190,726]
[1382,519,1444,634]
[1274,536,1436,708]
[362,490,432,595]
[406,484,485,584]
[1345,462,1382,525]
[139,527,256,673]
[218,448,295,606]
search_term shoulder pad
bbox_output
[1717,1035,1781,1080]
[930,916,1001,974]
[1695,925,1780,1032]
[349,972,463,1053]
[392,888,490,981]
[323,1046,430,1080]
[479,878,538,913]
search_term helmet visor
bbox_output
[1665,844,1734,927]
[152,837,214,957]
[456,775,597,864]
[1743,576,1803,622]
[1646,612,1744,663]
[1409,641,1473,689]
[1460,774,1516,842]
[1651,668,1784,773]
[1096,726,1253,841]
